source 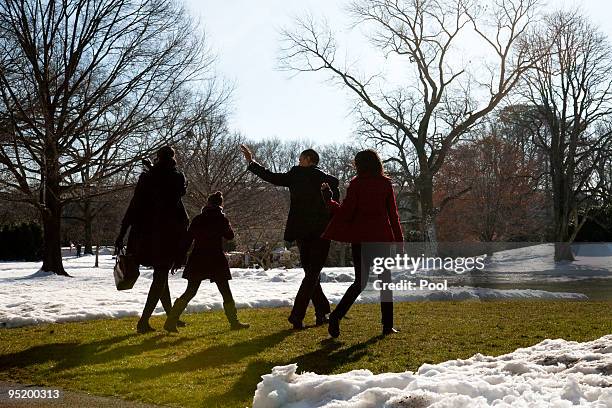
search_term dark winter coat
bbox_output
[322,174,404,243]
[247,161,340,242]
[182,205,234,282]
[121,163,189,268]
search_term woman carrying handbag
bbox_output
[115,146,189,333]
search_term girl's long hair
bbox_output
[354,149,384,176]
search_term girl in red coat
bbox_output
[164,191,249,332]
[322,149,403,337]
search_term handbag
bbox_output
[113,248,140,290]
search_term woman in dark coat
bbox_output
[163,191,249,332]
[321,149,404,338]
[116,146,189,333]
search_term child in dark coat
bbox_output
[164,191,249,332]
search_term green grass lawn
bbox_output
[1,301,611,408]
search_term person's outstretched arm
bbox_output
[240,144,291,187]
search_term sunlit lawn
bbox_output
[1,301,611,407]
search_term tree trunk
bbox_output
[83,200,94,255]
[40,138,69,276]
[553,207,575,261]
[553,210,575,261]
[554,241,574,262]
[417,171,438,255]
[551,166,575,262]
[40,183,69,276]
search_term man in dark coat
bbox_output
[239,144,340,329]
[116,146,189,333]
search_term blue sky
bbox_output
[184,0,612,144]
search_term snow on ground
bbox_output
[1,243,609,328]
[472,243,612,283]
[405,243,612,286]
[252,335,612,408]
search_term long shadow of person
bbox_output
[118,329,294,381]
[58,334,193,371]
[0,332,193,373]
[0,333,137,372]
[201,334,385,407]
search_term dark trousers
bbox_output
[141,266,173,322]
[330,243,393,328]
[289,237,331,322]
[170,279,238,323]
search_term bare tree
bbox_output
[522,11,612,260]
[280,0,542,248]
[175,99,274,232]
[436,129,546,241]
[318,143,360,190]
[0,0,215,275]
[593,125,612,206]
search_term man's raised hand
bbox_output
[321,182,332,202]
[239,144,253,163]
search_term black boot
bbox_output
[328,315,340,338]
[315,315,329,326]
[137,319,155,334]
[164,314,185,330]
[224,301,249,330]
[231,321,250,330]
[163,312,179,333]
[164,291,194,333]
[164,313,187,331]
[164,300,188,333]
[288,316,304,330]
[382,327,399,335]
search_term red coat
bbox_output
[322,175,404,243]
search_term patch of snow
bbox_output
[406,243,612,285]
[253,335,612,407]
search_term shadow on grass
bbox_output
[0,332,192,372]
[1,321,385,407]
[200,334,385,407]
[121,329,295,381]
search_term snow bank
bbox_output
[253,335,612,407]
[0,254,589,328]
[477,244,612,282]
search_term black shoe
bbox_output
[136,321,155,334]
[230,321,250,330]
[315,316,329,326]
[382,327,399,335]
[163,318,178,333]
[176,320,186,328]
[288,316,304,330]
[328,317,340,338]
